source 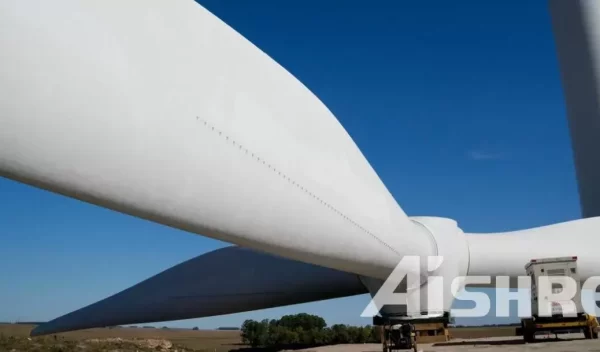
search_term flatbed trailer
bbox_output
[518,313,598,342]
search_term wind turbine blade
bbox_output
[466,217,600,286]
[549,0,600,218]
[0,1,436,280]
[30,246,367,337]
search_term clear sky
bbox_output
[0,0,584,328]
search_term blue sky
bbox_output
[0,0,585,328]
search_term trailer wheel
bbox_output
[523,331,535,343]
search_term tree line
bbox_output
[241,313,380,349]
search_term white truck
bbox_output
[520,256,598,342]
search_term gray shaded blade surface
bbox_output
[30,246,367,337]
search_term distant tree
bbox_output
[313,327,333,345]
[267,325,299,346]
[192,327,199,331]
[330,324,350,344]
[277,313,326,331]
[241,313,379,348]
[241,319,269,347]
[368,325,381,343]
[352,326,371,343]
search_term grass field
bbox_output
[0,323,519,351]
[0,324,244,351]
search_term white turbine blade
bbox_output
[549,0,600,218]
[0,1,436,280]
[466,217,600,286]
[30,246,367,337]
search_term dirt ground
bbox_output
[3,324,599,352]
[0,324,243,351]
[290,334,600,352]
[449,326,517,339]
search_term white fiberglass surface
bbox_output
[0,1,435,280]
